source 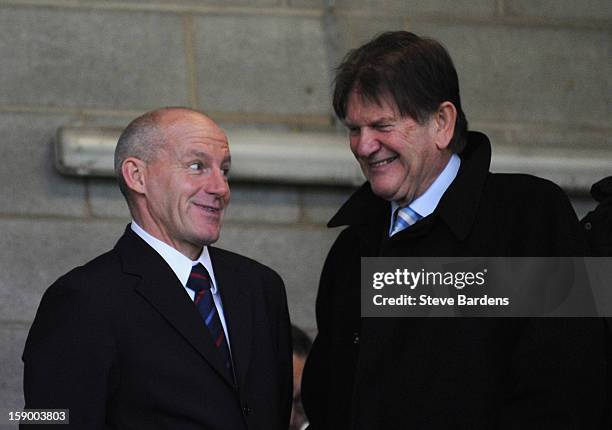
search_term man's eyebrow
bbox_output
[181,151,231,166]
[344,116,396,128]
[370,117,395,125]
[183,150,211,160]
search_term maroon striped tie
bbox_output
[186,264,234,382]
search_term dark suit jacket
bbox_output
[22,226,292,430]
[302,132,607,429]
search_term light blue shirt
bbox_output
[389,153,461,235]
[130,221,231,348]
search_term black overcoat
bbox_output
[302,132,607,429]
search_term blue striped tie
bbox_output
[186,264,234,381]
[390,206,422,236]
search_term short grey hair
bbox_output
[114,110,166,202]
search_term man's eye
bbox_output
[222,168,230,177]
[348,127,360,136]
[375,124,391,131]
[189,162,202,171]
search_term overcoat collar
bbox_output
[114,227,251,389]
[328,131,492,241]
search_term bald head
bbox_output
[114,107,221,203]
[115,107,231,258]
[155,108,222,136]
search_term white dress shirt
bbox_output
[389,153,461,234]
[130,221,231,348]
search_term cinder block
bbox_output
[506,0,612,20]
[0,420,17,430]
[395,0,496,16]
[89,179,131,219]
[0,6,188,109]
[0,325,28,423]
[96,0,279,5]
[287,0,325,8]
[335,0,496,17]
[0,113,86,217]
[0,219,126,323]
[195,0,279,4]
[225,184,301,224]
[408,23,611,127]
[475,122,611,150]
[333,15,407,66]
[193,14,331,115]
[77,114,133,129]
[299,186,356,224]
[216,224,340,329]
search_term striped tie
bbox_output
[390,206,422,236]
[186,264,234,381]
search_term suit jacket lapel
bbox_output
[115,227,235,388]
[210,247,253,390]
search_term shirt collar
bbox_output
[328,131,492,241]
[130,221,218,293]
[391,153,461,219]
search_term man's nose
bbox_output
[353,128,380,158]
[205,168,229,196]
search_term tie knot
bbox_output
[186,264,212,293]
[390,206,422,236]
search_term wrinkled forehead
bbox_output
[160,111,229,151]
[345,87,400,120]
[349,86,399,109]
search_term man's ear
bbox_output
[434,101,457,150]
[121,157,147,195]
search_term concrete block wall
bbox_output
[0,0,609,422]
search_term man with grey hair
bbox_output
[302,31,606,428]
[22,107,292,429]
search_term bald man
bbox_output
[22,108,292,430]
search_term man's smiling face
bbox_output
[344,89,450,206]
[142,111,231,258]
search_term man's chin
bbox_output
[369,183,397,202]
[196,230,221,246]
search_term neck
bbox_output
[132,212,201,261]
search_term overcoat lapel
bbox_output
[210,247,253,390]
[115,228,235,388]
